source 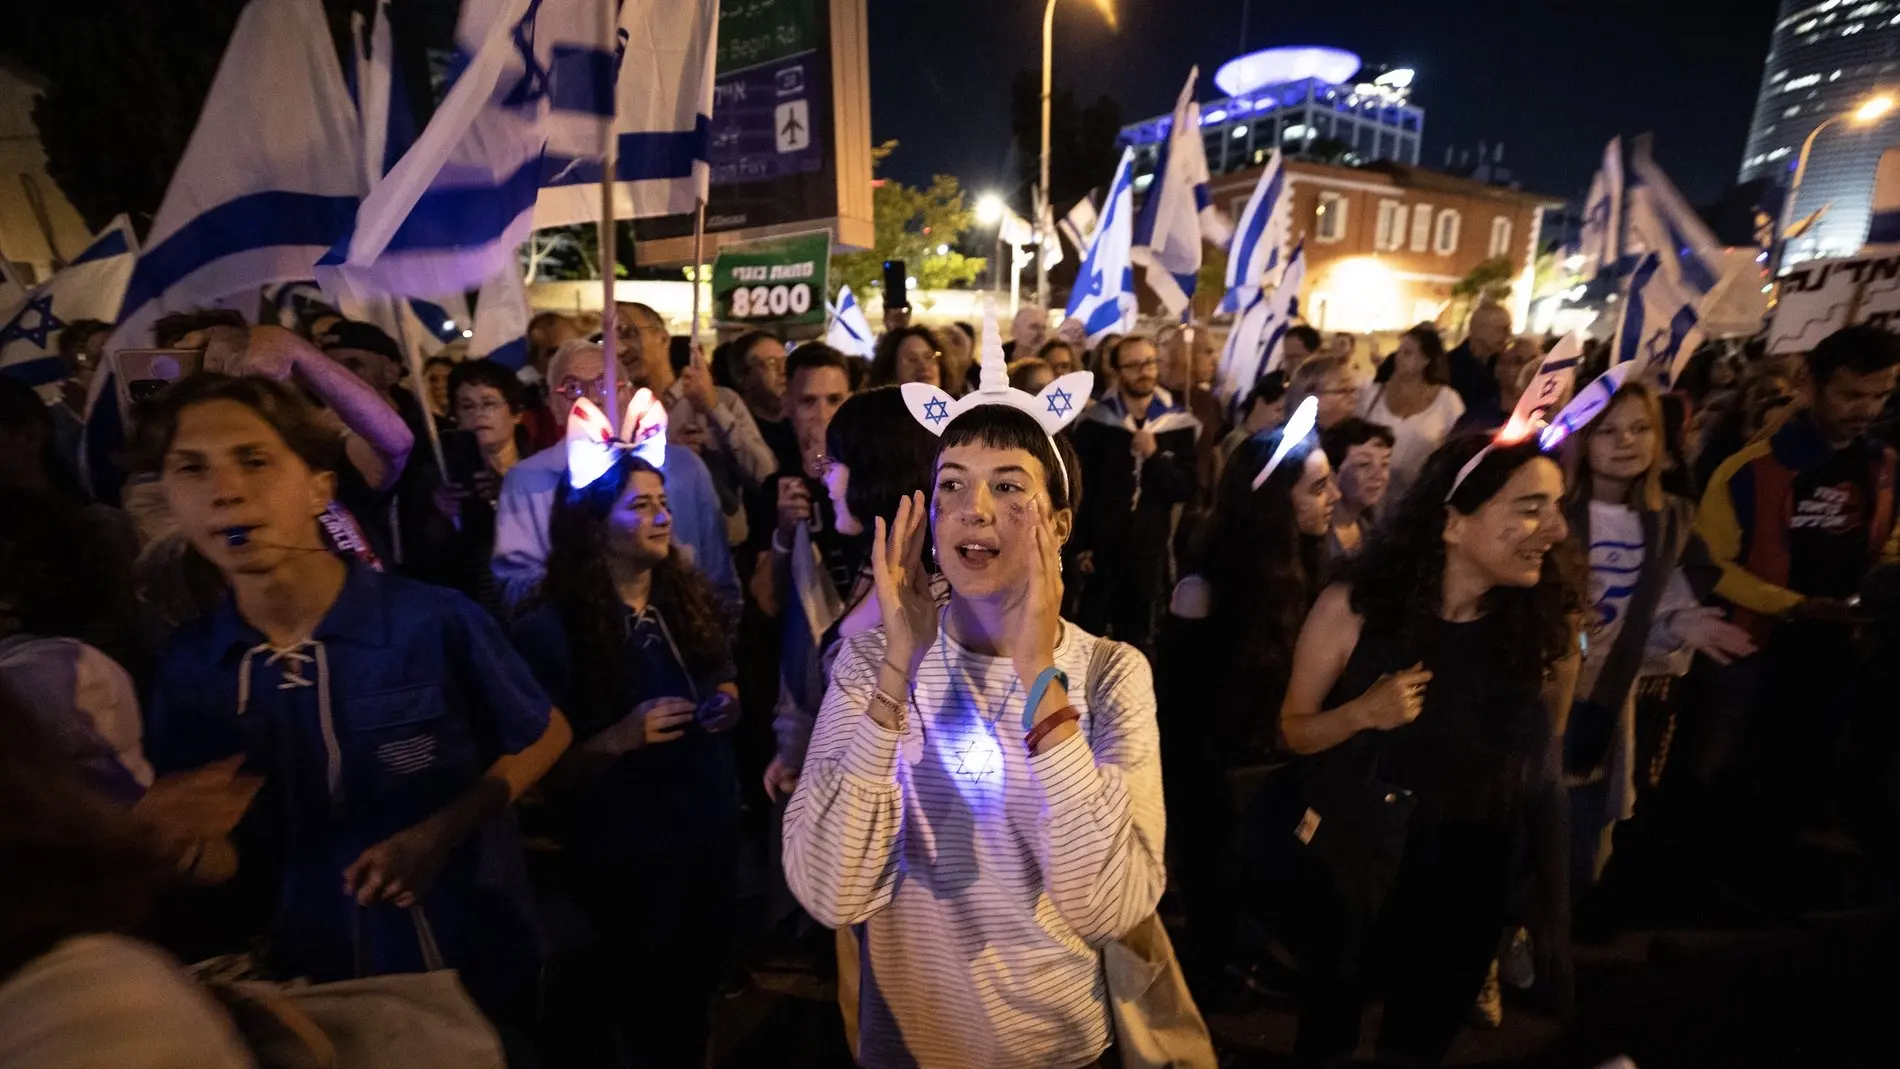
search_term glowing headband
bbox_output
[565,390,668,490]
[1445,332,1586,503]
[901,297,1093,497]
[1253,396,1319,491]
[1538,362,1634,451]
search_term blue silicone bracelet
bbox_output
[1022,665,1070,732]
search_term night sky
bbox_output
[867,0,1786,207]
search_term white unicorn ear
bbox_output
[901,381,958,436]
[623,387,668,466]
[1254,395,1319,491]
[1032,371,1094,433]
[976,297,1008,393]
[566,397,621,489]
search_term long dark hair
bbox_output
[826,387,939,550]
[542,454,727,737]
[868,325,943,388]
[1401,324,1450,385]
[1203,425,1326,750]
[0,686,168,982]
[1345,433,1578,678]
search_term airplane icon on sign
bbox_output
[775,100,809,153]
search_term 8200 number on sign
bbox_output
[729,283,812,319]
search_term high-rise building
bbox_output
[1118,46,1423,181]
[1737,0,1900,263]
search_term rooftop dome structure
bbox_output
[1213,46,1362,98]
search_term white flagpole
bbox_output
[690,198,706,347]
[597,0,619,431]
[393,311,449,479]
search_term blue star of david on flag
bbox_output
[1045,387,1073,418]
[922,397,949,424]
[502,0,549,107]
[0,294,64,349]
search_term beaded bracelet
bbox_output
[868,688,908,733]
[1024,706,1081,756]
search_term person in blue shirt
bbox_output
[139,374,572,1026]
[510,447,741,1069]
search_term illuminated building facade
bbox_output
[1204,159,1559,331]
[1737,0,1900,263]
[1119,46,1425,179]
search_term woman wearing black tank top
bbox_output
[1279,434,1581,1067]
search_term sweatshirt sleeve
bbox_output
[1697,448,1805,615]
[1026,639,1167,946]
[781,629,907,928]
[711,388,780,487]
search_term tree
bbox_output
[1009,73,1123,216]
[4,0,251,233]
[831,141,986,301]
[1453,256,1516,303]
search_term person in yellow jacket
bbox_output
[1696,324,1900,824]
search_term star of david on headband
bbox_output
[901,298,1094,497]
[565,390,667,490]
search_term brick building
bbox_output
[1205,159,1561,332]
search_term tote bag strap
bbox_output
[354,904,448,976]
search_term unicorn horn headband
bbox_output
[901,297,1093,497]
[1253,396,1318,491]
[565,390,668,490]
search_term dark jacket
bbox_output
[1071,387,1201,565]
[1446,340,1500,415]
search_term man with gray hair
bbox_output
[1447,303,1514,415]
[490,339,739,615]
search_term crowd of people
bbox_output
[2,285,1899,1069]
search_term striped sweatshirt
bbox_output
[782,620,1166,1069]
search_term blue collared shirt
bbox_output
[490,441,740,615]
[147,562,551,1005]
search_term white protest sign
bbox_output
[1767,248,1900,353]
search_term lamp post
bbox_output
[1778,93,1894,270]
[1039,0,1116,313]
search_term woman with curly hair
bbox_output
[867,325,946,389]
[510,448,740,1067]
[1279,432,1580,1067]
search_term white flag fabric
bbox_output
[0,258,24,315]
[471,265,531,369]
[825,285,875,359]
[1625,137,1725,294]
[1503,331,1584,441]
[1063,148,1138,345]
[1578,137,1623,281]
[1058,194,1099,254]
[0,217,138,389]
[1221,149,1289,313]
[1217,239,1304,402]
[536,0,718,226]
[317,0,587,303]
[1131,68,1232,317]
[109,0,363,355]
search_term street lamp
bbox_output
[1039,0,1117,312]
[1778,92,1896,270]
[976,192,1007,295]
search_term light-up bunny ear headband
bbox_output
[900,297,1093,498]
[565,389,668,490]
[1445,333,1627,503]
[1252,395,1319,491]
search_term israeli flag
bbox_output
[1057,194,1099,255]
[0,217,138,389]
[1577,137,1623,281]
[471,265,531,369]
[317,0,586,303]
[1625,136,1724,294]
[109,0,363,352]
[1064,148,1138,345]
[536,0,717,226]
[825,285,875,359]
[1220,148,1288,313]
[1132,67,1233,318]
[1217,239,1304,402]
[0,259,23,314]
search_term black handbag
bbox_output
[1297,745,1417,918]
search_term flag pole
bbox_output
[597,0,619,432]
[392,309,449,480]
[690,198,706,350]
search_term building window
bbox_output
[1488,216,1514,258]
[1316,192,1348,244]
[1434,210,1462,255]
[1375,199,1406,250]
[1410,203,1434,251]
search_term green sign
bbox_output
[712,230,830,328]
[717,0,817,72]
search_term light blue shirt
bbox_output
[491,441,739,615]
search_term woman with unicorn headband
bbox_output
[510,388,744,1066]
[783,304,1202,1068]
